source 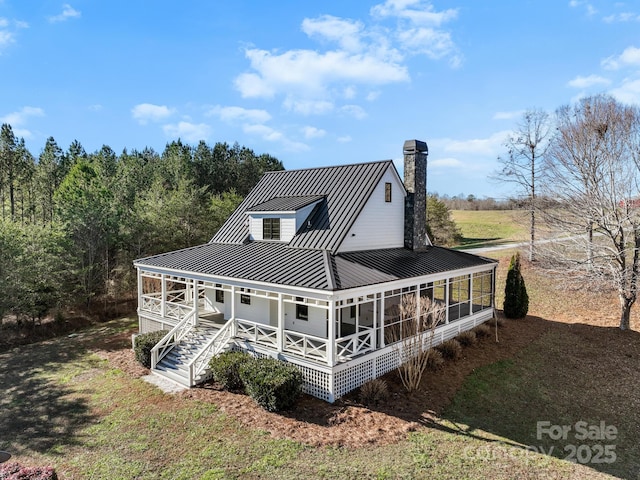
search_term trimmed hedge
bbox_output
[239,357,303,412]
[208,351,252,391]
[0,462,58,480]
[133,330,168,368]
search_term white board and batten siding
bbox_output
[338,167,405,252]
[284,304,327,338]
[248,214,296,242]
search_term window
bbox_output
[296,304,308,320]
[215,289,224,303]
[385,182,392,202]
[240,294,251,305]
[263,218,281,240]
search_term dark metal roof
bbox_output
[135,242,332,290]
[245,195,325,213]
[135,244,497,292]
[333,247,497,289]
[211,160,395,252]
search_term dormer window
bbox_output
[263,218,281,240]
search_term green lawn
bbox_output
[2,300,635,479]
[451,210,528,248]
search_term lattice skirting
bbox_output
[139,311,493,403]
[139,315,176,333]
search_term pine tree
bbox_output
[503,252,529,318]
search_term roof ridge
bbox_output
[262,159,393,175]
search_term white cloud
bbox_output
[207,105,271,124]
[567,74,611,88]
[0,18,8,28]
[162,121,211,142]
[603,12,640,23]
[301,15,364,52]
[283,98,335,115]
[0,106,44,138]
[340,104,367,119]
[601,46,640,70]
[131,103,173,124]
[366,91,381,101]
[236,48,408,100]
[0,30,13,50]
[609,78,640,105]
[371,0,458,26]
[49,4,81,23]
[433,130,510,156]
[397,27,458,62]
[88,104,103,112]
[234,1,460,114]
[430,157,464,168]
[337,135,352,143]
[301,126,326,139]
[1,106,44,126]
[493,110,525,120]
[243,124,309,152]
[568,0,597,16]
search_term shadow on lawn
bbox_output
[0,338,95,457]
[417,317,640,480]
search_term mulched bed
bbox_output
[98,313,551,448]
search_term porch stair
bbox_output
[151,316,236,387]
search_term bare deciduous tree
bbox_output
[541,94,640,330]
[494,109,552,261]
[389,292,445,392]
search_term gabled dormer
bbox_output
[245,195,325,243]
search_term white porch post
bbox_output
[136,268,142,314]
[380,295,385,348]
[193,279,199,326]
[160,274,166,318]
[230,285,237,336]
[327,300,335,366]
[445,278,450,324]
[277,293,284,353]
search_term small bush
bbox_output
[133,330,168,368]
[473,323,492,338]
[359,379,388,406]
[0,462,58,480]
[456,330,477,347]
[239,357,303,412]
[436,339,462,360]
[425,348,445,370]
[209,351,252,391]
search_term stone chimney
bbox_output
[403,139,429,251]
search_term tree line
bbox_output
[0,125,283,322]
[496,94,640,330]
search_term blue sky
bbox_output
[2,1,640,198]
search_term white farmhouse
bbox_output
[134,140,497,402]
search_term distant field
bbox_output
[451,210,528,248]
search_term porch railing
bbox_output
[188,318,235,385]
[141,295,162,314]
[336,328,376,361]
[236,319,278,349]
[165,300,193,320]
[151,309,197,369]
[284,331,327,362]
